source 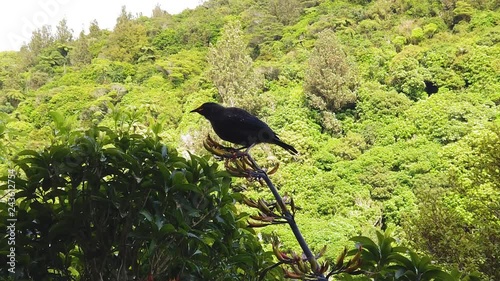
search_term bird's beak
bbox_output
[190,107,201,113]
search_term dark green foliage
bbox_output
[0,124,273,280]
[348,230,459,281]
[0,0,499,279]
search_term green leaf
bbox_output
[46,188,67,199]
[379,236,395,264]
[171,171,188,185]
[350,236,380,260]
[388,253,414,271]
[176,184,202,193]
[49,111,65,127]
[140,210,153,222]
[16,149,41,157]
[159,223,176,235]
[420,269,454,281]
[48,220,72,240]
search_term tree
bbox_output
[457,125,500,279]
[102,6,148,62]
[404,187,480,273]
[268,0,302,25]
[207,21,263,113]
[404,124,500,280]
[117,5,132,24]
[0,52,23,92]
[152,3,168,18]
[387,54,429,100]
[349,230,466,281]
[27,25,54,62]
[304,29,359,133]
[88,19,102,38]
[453,1,474,23]
[55,18,73,43]
[0,120,273,280]
[69,31,93,66]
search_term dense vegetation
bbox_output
[2,122,275,280]
[0,0,499,280]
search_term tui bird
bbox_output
[191,102,298,155]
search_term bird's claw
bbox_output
[203,135,279,179]
[203,135,246,158]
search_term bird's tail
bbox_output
[273,139,298,155]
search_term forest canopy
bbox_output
[0,0,499,280]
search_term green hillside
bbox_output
[1,0,499,280]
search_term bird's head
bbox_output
[190,102,224,119]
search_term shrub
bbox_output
[0,125,273,280]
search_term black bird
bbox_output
[191,102,298,155]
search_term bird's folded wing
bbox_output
[224,109,270,130]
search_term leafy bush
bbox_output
[423,23,438,38]
[207,20,264,113]
[347,230,478,281]
[0,125,273,280]
[304,29,359,134]
[387,52,429,100]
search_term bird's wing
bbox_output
[208,107,276,145]
[223,108,270,130]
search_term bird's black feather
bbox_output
[191,102,298,155]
